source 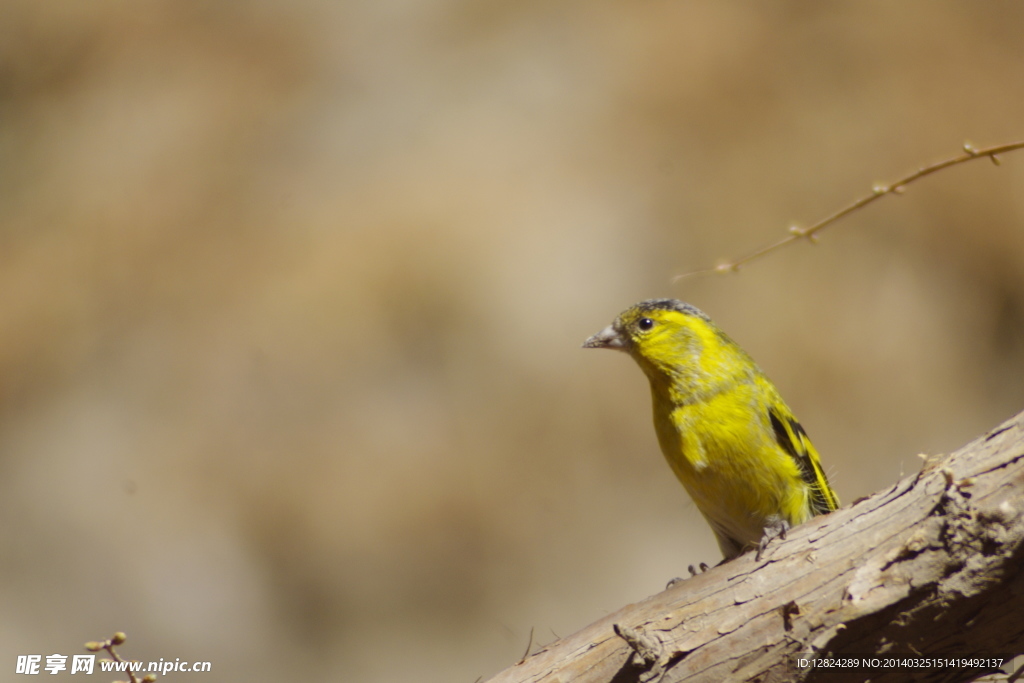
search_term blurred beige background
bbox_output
[2,2,1023,681]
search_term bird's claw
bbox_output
[756,519,790,560]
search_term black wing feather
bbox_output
[768,407,836,515]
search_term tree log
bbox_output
[484,410,1024,683]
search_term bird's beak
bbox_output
[582,325,627,351]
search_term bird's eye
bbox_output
[637,317,654,331]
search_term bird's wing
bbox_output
[768,406,839,515]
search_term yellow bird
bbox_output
[584,299,838,561]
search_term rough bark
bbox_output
[485,410,1024,683]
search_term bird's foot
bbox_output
[756,518,791,560]
[665,562,711,589]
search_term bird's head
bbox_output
[584,299,739,393]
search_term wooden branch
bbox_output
[485,410,1024,683]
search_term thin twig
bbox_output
[84,632,154,683]
[517,627,535,665]
[673,140,1024,281]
